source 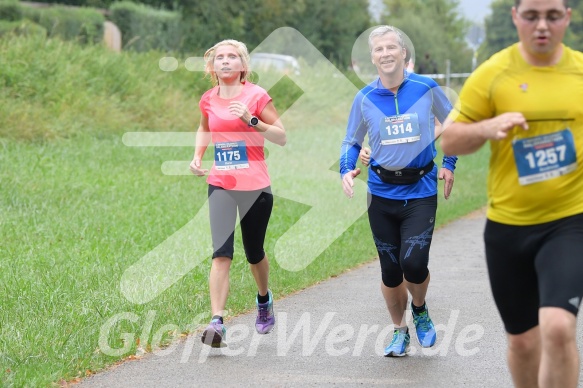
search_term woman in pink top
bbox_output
[189,39,286,348]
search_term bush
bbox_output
[22,5,104,44]
[109,1,182,52]
[0,19,47,38]
[0,0,22,21]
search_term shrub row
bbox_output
[0,0,103,43]
[109,1,182,52]
[0,0,182,50]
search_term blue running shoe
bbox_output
[411,303,436,347]
[255,290,275,334]
[201,318,227,348]
[384,329,410,357]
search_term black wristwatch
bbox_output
[248,116,259,127]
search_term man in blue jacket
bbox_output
[340,25,457,357]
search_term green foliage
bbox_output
[386,0,468,39]
[0,35,210,140]
[19,0,177,10]
[21,4,104,44]
[382,0,473,73]
[0,0,22,21]
[180,0,370,67]
[289,0,371,66]
[0,18,47,37]
[109,1,183,52]
[240,0,305,50]
[478,0,515,63]
[180,0,248,54]
[564,0,583,49]
[4,0,372,68]
[258,74,305,116]
[0,0,103,44]
[0,35,310,141]
[1,0,483,72]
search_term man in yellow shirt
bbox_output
[441,0,583,387]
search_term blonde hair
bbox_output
[203,39,251,86]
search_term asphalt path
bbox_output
[80,209,583,387]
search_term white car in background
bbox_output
[250,53,301,76]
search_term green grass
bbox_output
[0,35,489,386]
[0,35,209,140]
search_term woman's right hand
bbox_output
[359,146,371,166]
[189,158,208,176]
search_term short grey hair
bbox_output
[368,25,405,52]
[514,0,568,6]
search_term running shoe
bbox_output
[255,290,275,334]
[384,329,410,357]
[201,318,227,348]
[411,303,436,347]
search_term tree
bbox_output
[241,0,306,49]
[180,0,248,54]
[26,0,179,10]
[289,0,371,66]
[564,0,583,50]
[382,0,473,73]
[14,0,373,65]
[179,0,371,67]
[477,0,515,63]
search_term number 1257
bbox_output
[524,145,566,168]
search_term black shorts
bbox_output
[367,194,437,287]
[208,185,273,264]
[484,213,583,334]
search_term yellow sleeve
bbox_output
[448,46,515,124]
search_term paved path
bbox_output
[80,210,583,387]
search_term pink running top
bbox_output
[199,81,272,191]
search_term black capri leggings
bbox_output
[367,194,437,288]
[208,184,273,264]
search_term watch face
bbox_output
[250,117,259,126]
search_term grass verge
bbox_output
[0,35,488,386]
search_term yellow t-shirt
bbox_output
[452,43,583,225]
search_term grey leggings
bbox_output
[208,184,273,264]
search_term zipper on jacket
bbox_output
[394,91,400,115]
